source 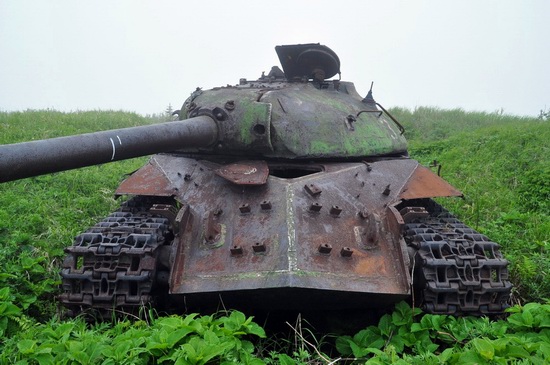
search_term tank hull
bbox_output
[60,155,510,315]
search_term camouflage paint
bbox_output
[265,84,407,157]
[176,79,406,159]
[237,98,271,145]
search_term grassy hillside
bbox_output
[0,109,549,363]
[392,107,549,303]
[0,111,155,320]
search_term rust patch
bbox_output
[214,160,269,185]
[399,165,463,200]
[116,161,174,196]
[354,255,388,276]
[170,158,415,298]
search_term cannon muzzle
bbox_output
[0,115,218,183]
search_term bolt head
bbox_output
[230,246,243,256]
[340,247,353,257]
[309,203,322,212]
[330,205,343,216]
[239,204,251,213]
[252,242,266,253]
[318,243,332,254]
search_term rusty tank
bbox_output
[0,44,512,317]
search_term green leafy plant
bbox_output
[335,301,550,363]
[0,287,23,338]
[0,311,268,364]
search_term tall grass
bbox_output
[0,110,163,143]
[396,109,550,303]
[390,106,540,143]
[0,111,152,322]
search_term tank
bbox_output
[0,44,511,318]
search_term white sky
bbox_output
[1,0,549,118]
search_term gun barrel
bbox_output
[0,115,218,183]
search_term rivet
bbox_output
[252,242,266,253]
[318,243,332,254]
[330,205,342,216]
[239,204,251,213]
[309,202,322,212]
[341,247,353,257]
[304,183,322,196]
[230,245,243,256]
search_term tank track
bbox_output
[59,198,173,317]
[403,200,512,315]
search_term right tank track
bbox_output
[403,199,512,315]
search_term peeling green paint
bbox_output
[266,84,407,157]
[309,140,334,155]
[185,81,407,158]
[238,99,270,145]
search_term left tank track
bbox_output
[59,198,173,317]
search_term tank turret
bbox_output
[0,44,511,318]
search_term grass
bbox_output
[0,110,160,143]
[402,116,549,303]
[0,111,154,322]
[390,106,538,143]
[0,108,549,363]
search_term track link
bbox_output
[59,198,173,316]
[403,200,512,315]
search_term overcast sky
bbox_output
[1,1,548,118]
